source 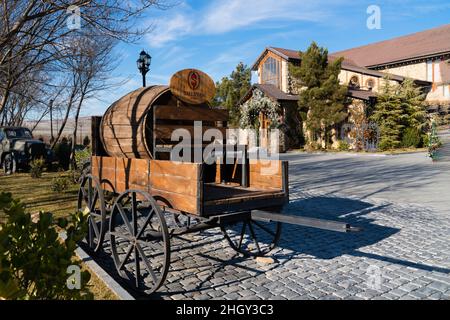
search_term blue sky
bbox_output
[84,0,450,116]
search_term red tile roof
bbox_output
[270,47,301,60]
[332,24,450,67]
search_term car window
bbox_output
[5,128,33,139]
[23,129,32,138]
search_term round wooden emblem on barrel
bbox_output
[169,69,216,105]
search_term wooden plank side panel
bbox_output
[150,160,202,215]
[150,174,198,197]
[115,158,150,190]
[249,159,282,175]
[249,160,283,190]
[91,156,116,193]
[150,160,201,180]
[249,172,283,189]
[150,189,198,214]
[154,105,228,122]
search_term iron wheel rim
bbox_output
[109,190,171,294]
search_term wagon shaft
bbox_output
[251,210,362,233]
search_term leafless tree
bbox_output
[0,0,172,135]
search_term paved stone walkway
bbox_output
[88,153,450,300]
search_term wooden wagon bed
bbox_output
[91,155,289,217]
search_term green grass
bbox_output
[0,171,78,218]
[0,171,118,300]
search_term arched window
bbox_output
[366,79,375,91]
[262,56,281,88]
[349,76,360,89]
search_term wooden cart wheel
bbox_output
[221,217,282,257]
[78,174,107,253]
[109,190,170,293]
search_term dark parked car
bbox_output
[0,126,54,174]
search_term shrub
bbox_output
[67,170,81,185]
[402,128,422,148]
[54,137,71,170]
[0,192,92,300]
[51,175,70,192]
[74,148,91,170]
[305,141,321,152]
[72,148,91,183]
[422,134,429,147]
[82,136,91,147]
[338,140,350,151]
[29,158,45,179]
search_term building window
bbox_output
[261,56,281,88]
[427,60,433,82]
[349,76,360,89]
[366,79,375,91]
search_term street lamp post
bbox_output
[136,50,151,87]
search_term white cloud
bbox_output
[201,0,326,34]
[147,0,332,47]
[148,13,193,47]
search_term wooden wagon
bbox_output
[78,69,358,294]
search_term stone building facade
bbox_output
[240,24,450,151]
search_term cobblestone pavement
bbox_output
[90,153,450,300]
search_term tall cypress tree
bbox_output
[290,42,348,148]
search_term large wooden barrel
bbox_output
[100,85,171,159]
[100,69,227,160]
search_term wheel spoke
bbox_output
[88,220,94,248]
[248,223,262,254]
[252,220,276,237]
[90,191,99,211]
[132,192,138,236]
[80,187,88,204]
[110,190,169,294]
[88,179,93,209]
[238,222,247,249]
[118,244,134,270]
[90,217,100,238]
[136,210,155,239]
[136,243,158,283]
[116,203,134,235]
[134,246,140,288]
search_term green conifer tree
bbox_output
[290,42,348,148]
[370,79,406,150]
[398,78,427,131]
[213,62,251,126]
